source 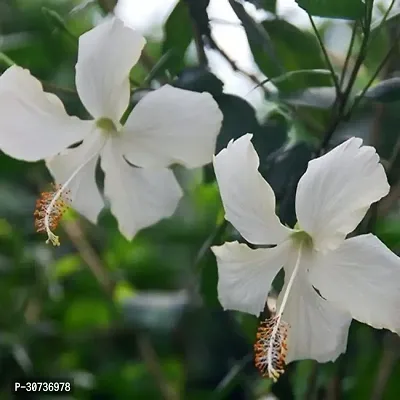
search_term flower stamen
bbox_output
[254,315,289,381]
[33,145,104,246]
[254,245,303,381]
[34,184,71,246]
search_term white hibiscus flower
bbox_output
[0,17,223,245]
[212,134,400,381]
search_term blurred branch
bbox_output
[61,220,177,400]
[308,14,341,97]
[371,0,396,41]
[194,219,229,272]
[346,27,400,117]
[318,0,374,153]
[136,335,180,400]
[304,361,318,400]
[62,220,115,295]
[212,353,252,400]
[189,16,208,66]
[208,36,270,95]
[371,333,400,400]
[339,22,358,88]
[42,7,77,46]
[378,134,400,217]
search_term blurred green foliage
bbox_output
[0,0,400,399]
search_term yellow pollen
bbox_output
[34,183,71,246]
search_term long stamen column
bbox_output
[254,245,303,381]
[34,150,100,246]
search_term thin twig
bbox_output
[194,219,229,271]
[371,0,396,38]
[346,28,400,117]
[304,361,318,400]
[136,335,180,400]
[318,0,374,153]
[339,22,358,88]
[190,19,208,67]
[308,14,341,97]
[61,219,177,400]
[208,34,270,95]
[370,333,400,400]
[62,220,115,295]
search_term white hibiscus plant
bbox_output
[212,134,400,381]
[0,17,222,245]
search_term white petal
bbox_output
[0,66,91,161]
[75,17,145,121]
[310,234,400,333]
[212,240,291,316]
[278,249,352,364]
[295,137,390,252]
[100,139,183,240]
[213,134,291,245]
[122,85,223,168]
[46,129,106,223]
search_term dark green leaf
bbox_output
[247,18,332,91]
[295,0,365,20]
[280,86,336,109]
[173,67,224,96]
[228,0,283,75]
[162,1,193,76]
[362,78,400,103]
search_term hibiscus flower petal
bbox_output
[212,240,291,316]
[295,137,389,252]
[100,139,183,240]
[46,130,106,223]
[0,66,91,161]
[76,17,145,121]
[310,234,400,333]
[122,85,222,168]
[278,249,352,364]
[213,134,291,245]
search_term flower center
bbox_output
[96,117,119,136]
[290,228,313,249]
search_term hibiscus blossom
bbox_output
[0,17,222,245]
[212,134,400,381]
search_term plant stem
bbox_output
[339,22,358,88]
[308,14,341,97]
[346,29,400,117]
[318,0,374,153]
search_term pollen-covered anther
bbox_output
[34,183,71,246]
[254,315,289,382]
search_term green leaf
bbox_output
[162,1,193,77]
[280,86,336,109]
[375,215,400,249]
[362,78,400,103]
[249,19,332,91]
[295,0,365,20]
[173,67,224,96]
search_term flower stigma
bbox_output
[254,244,304,381]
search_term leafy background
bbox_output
[0,0,400,398]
